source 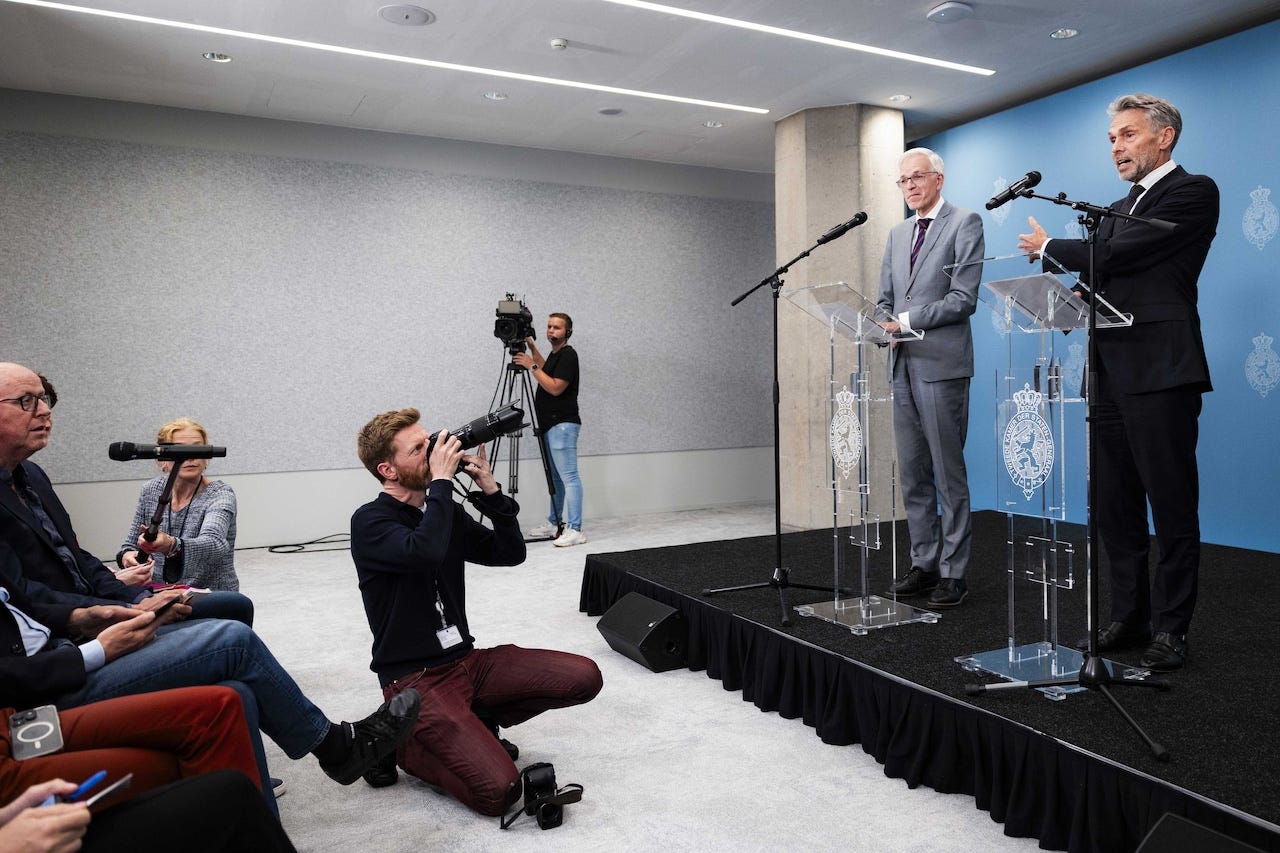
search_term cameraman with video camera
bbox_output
[350,408,603,816]
[511,312,584,547]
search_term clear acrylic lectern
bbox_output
[784,281,940,635]
[948,253,1132,698]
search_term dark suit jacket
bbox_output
[0,539,87,709]
[0,460,133,607]
[1047,165,1217,395]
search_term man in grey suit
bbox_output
[877,148,985,607]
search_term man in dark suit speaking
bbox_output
[1018,93,1218,671]
[878,148,985,608]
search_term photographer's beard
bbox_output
[394,463,429,493]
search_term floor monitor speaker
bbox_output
[596,592,686,673]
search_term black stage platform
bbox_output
[579,511,1280,853]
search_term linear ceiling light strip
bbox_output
[601,0,995,76]
[3,0,770,113]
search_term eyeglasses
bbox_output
[0,393,55,412]
[895,171,939,187]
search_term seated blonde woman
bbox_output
[116,417,251,625]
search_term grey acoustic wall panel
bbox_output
[0,131,774,482]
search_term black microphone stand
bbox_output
[965,189,1175,761]
[136,461,186,557]
[703,222,860,627]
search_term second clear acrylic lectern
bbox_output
[948,253,1131,698]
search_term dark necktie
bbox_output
[909,217,932,272]
[1123,183,1144,213]
[10,467,91,594]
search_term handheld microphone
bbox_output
[815,211,869,245]
[986,171,1042,210]
[108,442,227,461]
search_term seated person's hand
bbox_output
[114,556,154,587]
[0,782,89,852]
[97,610,166,661]
[135,526,177,558]
[133,590,193,624]
[67,604,138,638]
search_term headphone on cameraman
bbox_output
[552,312,573,340]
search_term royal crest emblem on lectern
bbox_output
[1243,186,1278,251]
[829,386,862,480]
[1246,332,1280,398]
[1002,384,1054,500]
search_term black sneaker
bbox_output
[475,709,519,761]
[362,751,399,788]
[321,688,420,785]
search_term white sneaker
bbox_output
[553,528,587,547]
[528,522,559,538]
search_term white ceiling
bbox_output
[1,0,1276,172]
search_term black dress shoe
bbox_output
[362,751,399,788]
[928,578,967,607]
[889,566,939,596]
[1074,621,1151,653]
[1140,632,1188,671]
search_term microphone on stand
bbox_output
[815,211,869,245]
[108,442,227,461]
[986,171,1042,210]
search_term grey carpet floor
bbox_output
[239,504,1042,852]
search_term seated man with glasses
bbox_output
[0,365,250,625]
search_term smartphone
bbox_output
[149,590,190,617]
[8,706,64,760]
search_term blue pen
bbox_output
[40,770,106,806]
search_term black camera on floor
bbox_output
[500,762,583,831]
[494,294,535,353]
[522,763,562,829]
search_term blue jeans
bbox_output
[188,590,255,627]
[545,422,582,530]
[53,619,330,771]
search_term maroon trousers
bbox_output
[384,644,601,816]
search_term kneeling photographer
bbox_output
[351,407,603,818]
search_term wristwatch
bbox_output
[167,537,184,557]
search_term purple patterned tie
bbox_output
[909,217,932,272]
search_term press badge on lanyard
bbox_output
[435,594,463,649]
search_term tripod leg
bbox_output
[1096,683,1169,761]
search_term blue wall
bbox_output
[922,20,1280,553]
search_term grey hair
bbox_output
[1108,93,1182,150]
[899,147,945,175]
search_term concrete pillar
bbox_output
[774,104,904,531]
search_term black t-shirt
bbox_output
[536,345,580,428]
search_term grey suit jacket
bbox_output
[877,200,985,382]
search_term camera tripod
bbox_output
[487,346,561,541]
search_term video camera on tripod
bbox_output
[495,294,536,354]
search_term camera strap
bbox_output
[498,783,584,830]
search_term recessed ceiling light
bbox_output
[2,0,769,114]
[925,2,974,24]
[549,37,569,50]
[483,91,508,101]
[1050,28,1079,40]
[378,5,435,26]
[888,94,911,103]
[601,0,993,76]
[598,107,623,116]
[703,120,723,129]
[201,52,232,63]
